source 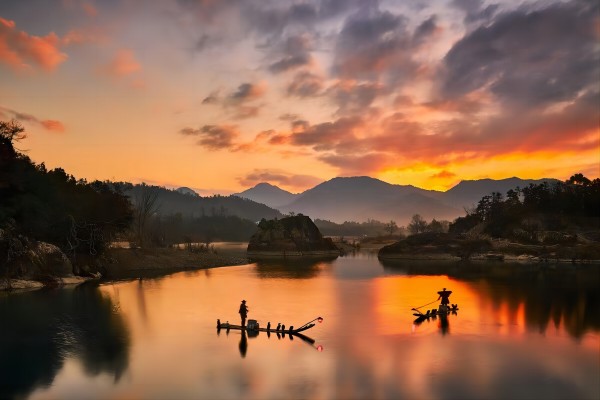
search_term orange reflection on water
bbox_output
[91,264,337,400]
[373,275,479,335]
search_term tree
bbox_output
[133,184,161,247]
[426,219,445,233]
[408,214,427,235]
[385,220,398,235]
[0,119,26,148]
[567,173,591,186]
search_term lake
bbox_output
[1,245,599,400]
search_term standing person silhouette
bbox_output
[239,300,248,328]
[437,288,452,305]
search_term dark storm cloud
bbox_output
[200,83,265,119]
[331,7,419,83]
[245,2,318,36]
[451,0,500,24]
[269,54,311,74]
[441,0,599,110]
[225,83,266,119]
[179,125,239,150]
[290,116,363,151]
[317,0,366,19]
[412,16,439,47]
[291,119,310,132]
[202,91,220,105]
[245,0,366,36]
[286,70,325,97]
[268,34,313,74]
[229,83,265,102]
[326,81,384,116]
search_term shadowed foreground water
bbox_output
[1,248,598,400]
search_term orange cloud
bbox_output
[103,49,142,77]
[179,124,239,150]
[41,120,66,132]
[0,18,67,72]
[82,2,98,17]
[0,106,66,133]
[238,169,321,190]
[431,170,456,179]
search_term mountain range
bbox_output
[234,176,557,224]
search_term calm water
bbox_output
[1,246,599,400]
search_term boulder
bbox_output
[247,215,340,257]
[25,241,73,278]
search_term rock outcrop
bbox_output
[247,215,340,257]
[26,241,74,277]
[1,228,74,281]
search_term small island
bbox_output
[247,215,341,258]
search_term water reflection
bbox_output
[0,284,130,399]
[239,330,248,358]
[413,312,456,336]
[1,253,597,400]
[252,257,337,279]
[217,327,321,359]
[380,260,600,340]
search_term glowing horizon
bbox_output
[1,0,598,195]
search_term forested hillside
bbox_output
[0,121,133,266]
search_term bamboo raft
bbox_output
[217,316,323,334]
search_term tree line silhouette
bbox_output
[449,173,600,243]
[1,120,133,276]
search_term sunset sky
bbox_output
[0,0,598,194]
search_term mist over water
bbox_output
[1,249,598,400]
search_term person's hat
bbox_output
[242,300,246,302]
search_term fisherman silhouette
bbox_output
[276,323,281,331]
[239,300,248,328]
[437,288,452,305]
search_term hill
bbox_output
[443,177,558,209]
[234,183,298,209]
[121,183,282,222]
[228,176,566,225]
[176,187,199,197]
[278,176,457,224]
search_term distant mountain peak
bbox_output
[176,187,199,196]
[234,182,298,209]
[253,182,279,189]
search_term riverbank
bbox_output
[104,247,249,278]
[1,247,250,292]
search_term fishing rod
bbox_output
[411,299,439,311]
[296,316,324,330]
